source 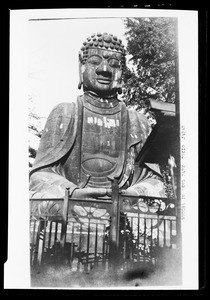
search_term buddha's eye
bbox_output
[87,55,102,65]
[108,58,121,68]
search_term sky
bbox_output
[28,17,128,118]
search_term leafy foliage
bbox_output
[122,17,177,113]
[121,18,178,198]
[160,164,176,199]
[28,96,46,169]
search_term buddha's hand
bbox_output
[71,187,112,199]
[120,187,143,197]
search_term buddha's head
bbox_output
[78,32,126,98]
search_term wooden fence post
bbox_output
[60,188,70,248]
[109,178,120,268]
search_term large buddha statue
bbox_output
[29,32,166,199]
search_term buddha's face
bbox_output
[81,48,123,97]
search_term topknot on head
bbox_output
[79,32,126,70]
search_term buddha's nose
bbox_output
[96,60,112,77]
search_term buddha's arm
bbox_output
[29,102,79,199]
[124,163,166,198]
[29,169,78,199]
[29,168,109,199]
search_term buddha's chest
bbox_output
[81,107,122,174]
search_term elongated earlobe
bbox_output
[117,87,122,94]
[78,69,84,90]
[78,80,83,90]
[117,78,124,95]
[78,52,83,90]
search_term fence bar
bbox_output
[143,217,146,262]
[137,213,140,261]
[77,224,83,270]
[40,219,47,264]
[60,188,69,248]
[30,221,33,265]
[69,222,74,266]
[109,178,120,268]
[163,219,166,247]
[94,223,98,266]
[33,220,41,265]
[102,225,106,266]
[123,215,126,262]
[54,221,58,244]
[151,218,153,247]
[172,220,177,246]
[31,220,36,245]
[37,220,45,265]
[157,216,160,246]
[48,221,53,249]
[169,220,172,247]
[130,216,133,236]
[86,218,91,269]
[30,220,37,265]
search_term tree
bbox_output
[28,96,46,170]
[122,17,178,198]
[122,17,177,115]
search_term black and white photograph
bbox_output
[6,8,199,291]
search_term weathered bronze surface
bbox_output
[29,33,166,200]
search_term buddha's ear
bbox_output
[117,87,122,94]
[117,77,123,94]
[117,68,126,94]
[114,69,124,94]
[78,51,84,90]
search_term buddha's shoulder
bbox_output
[127,107,149,124]
[49,101,76,117]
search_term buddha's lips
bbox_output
[97,78,112,84]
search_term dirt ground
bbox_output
[30,259,181,289]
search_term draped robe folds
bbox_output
[29,93,166,199]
